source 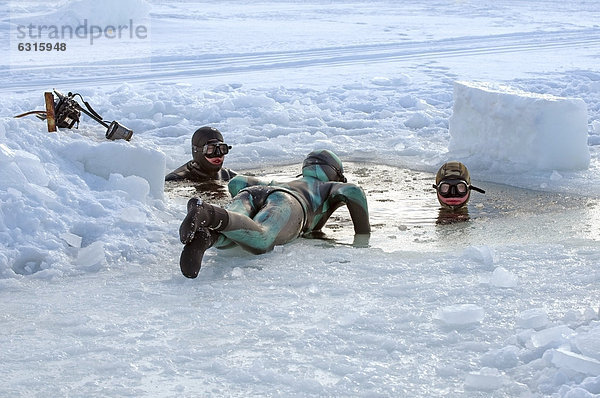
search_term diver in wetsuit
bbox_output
[178,149,371,278]
[165,126,236,182]
[432,161,485,223]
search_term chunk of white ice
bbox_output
[530,325,575,348]
[75,241,106,271]
[465,367,505,391]
[551,348,600,376]
[449,81,590,171]
[574,326,600,361]
[435,304,485,326]
[490,266,518,288]
[60,232,82,248]
[462,245,494,266]
[517,308,549,330]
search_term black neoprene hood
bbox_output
[191,126,225,172]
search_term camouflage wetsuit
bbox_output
[178,150,371,278]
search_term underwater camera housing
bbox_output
[52,90,134,141]
[14,90,134,141]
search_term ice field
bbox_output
[1,1,600,396]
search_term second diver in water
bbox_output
[432,161,485,223]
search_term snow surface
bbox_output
[2,0,600,396]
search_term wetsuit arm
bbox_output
[165,162,190,181]
[166,161,223,182]
[331,184,371,234]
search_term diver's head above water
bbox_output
[301,149,347,183]
[191,126,232,173]
[433,161,485,210]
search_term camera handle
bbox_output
[78,105,109,128]
[77,105,133,140]
[76,95,133,140]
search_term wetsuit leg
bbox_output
[211,191,255,249]
[225,190,256,216]
[179,191,256,255]
[179,191,303,278]
[220,192,304,254]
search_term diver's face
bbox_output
[438,192,469,208]
[435,179,470,208]
[205,156,224,166]
[196,140,229,167]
